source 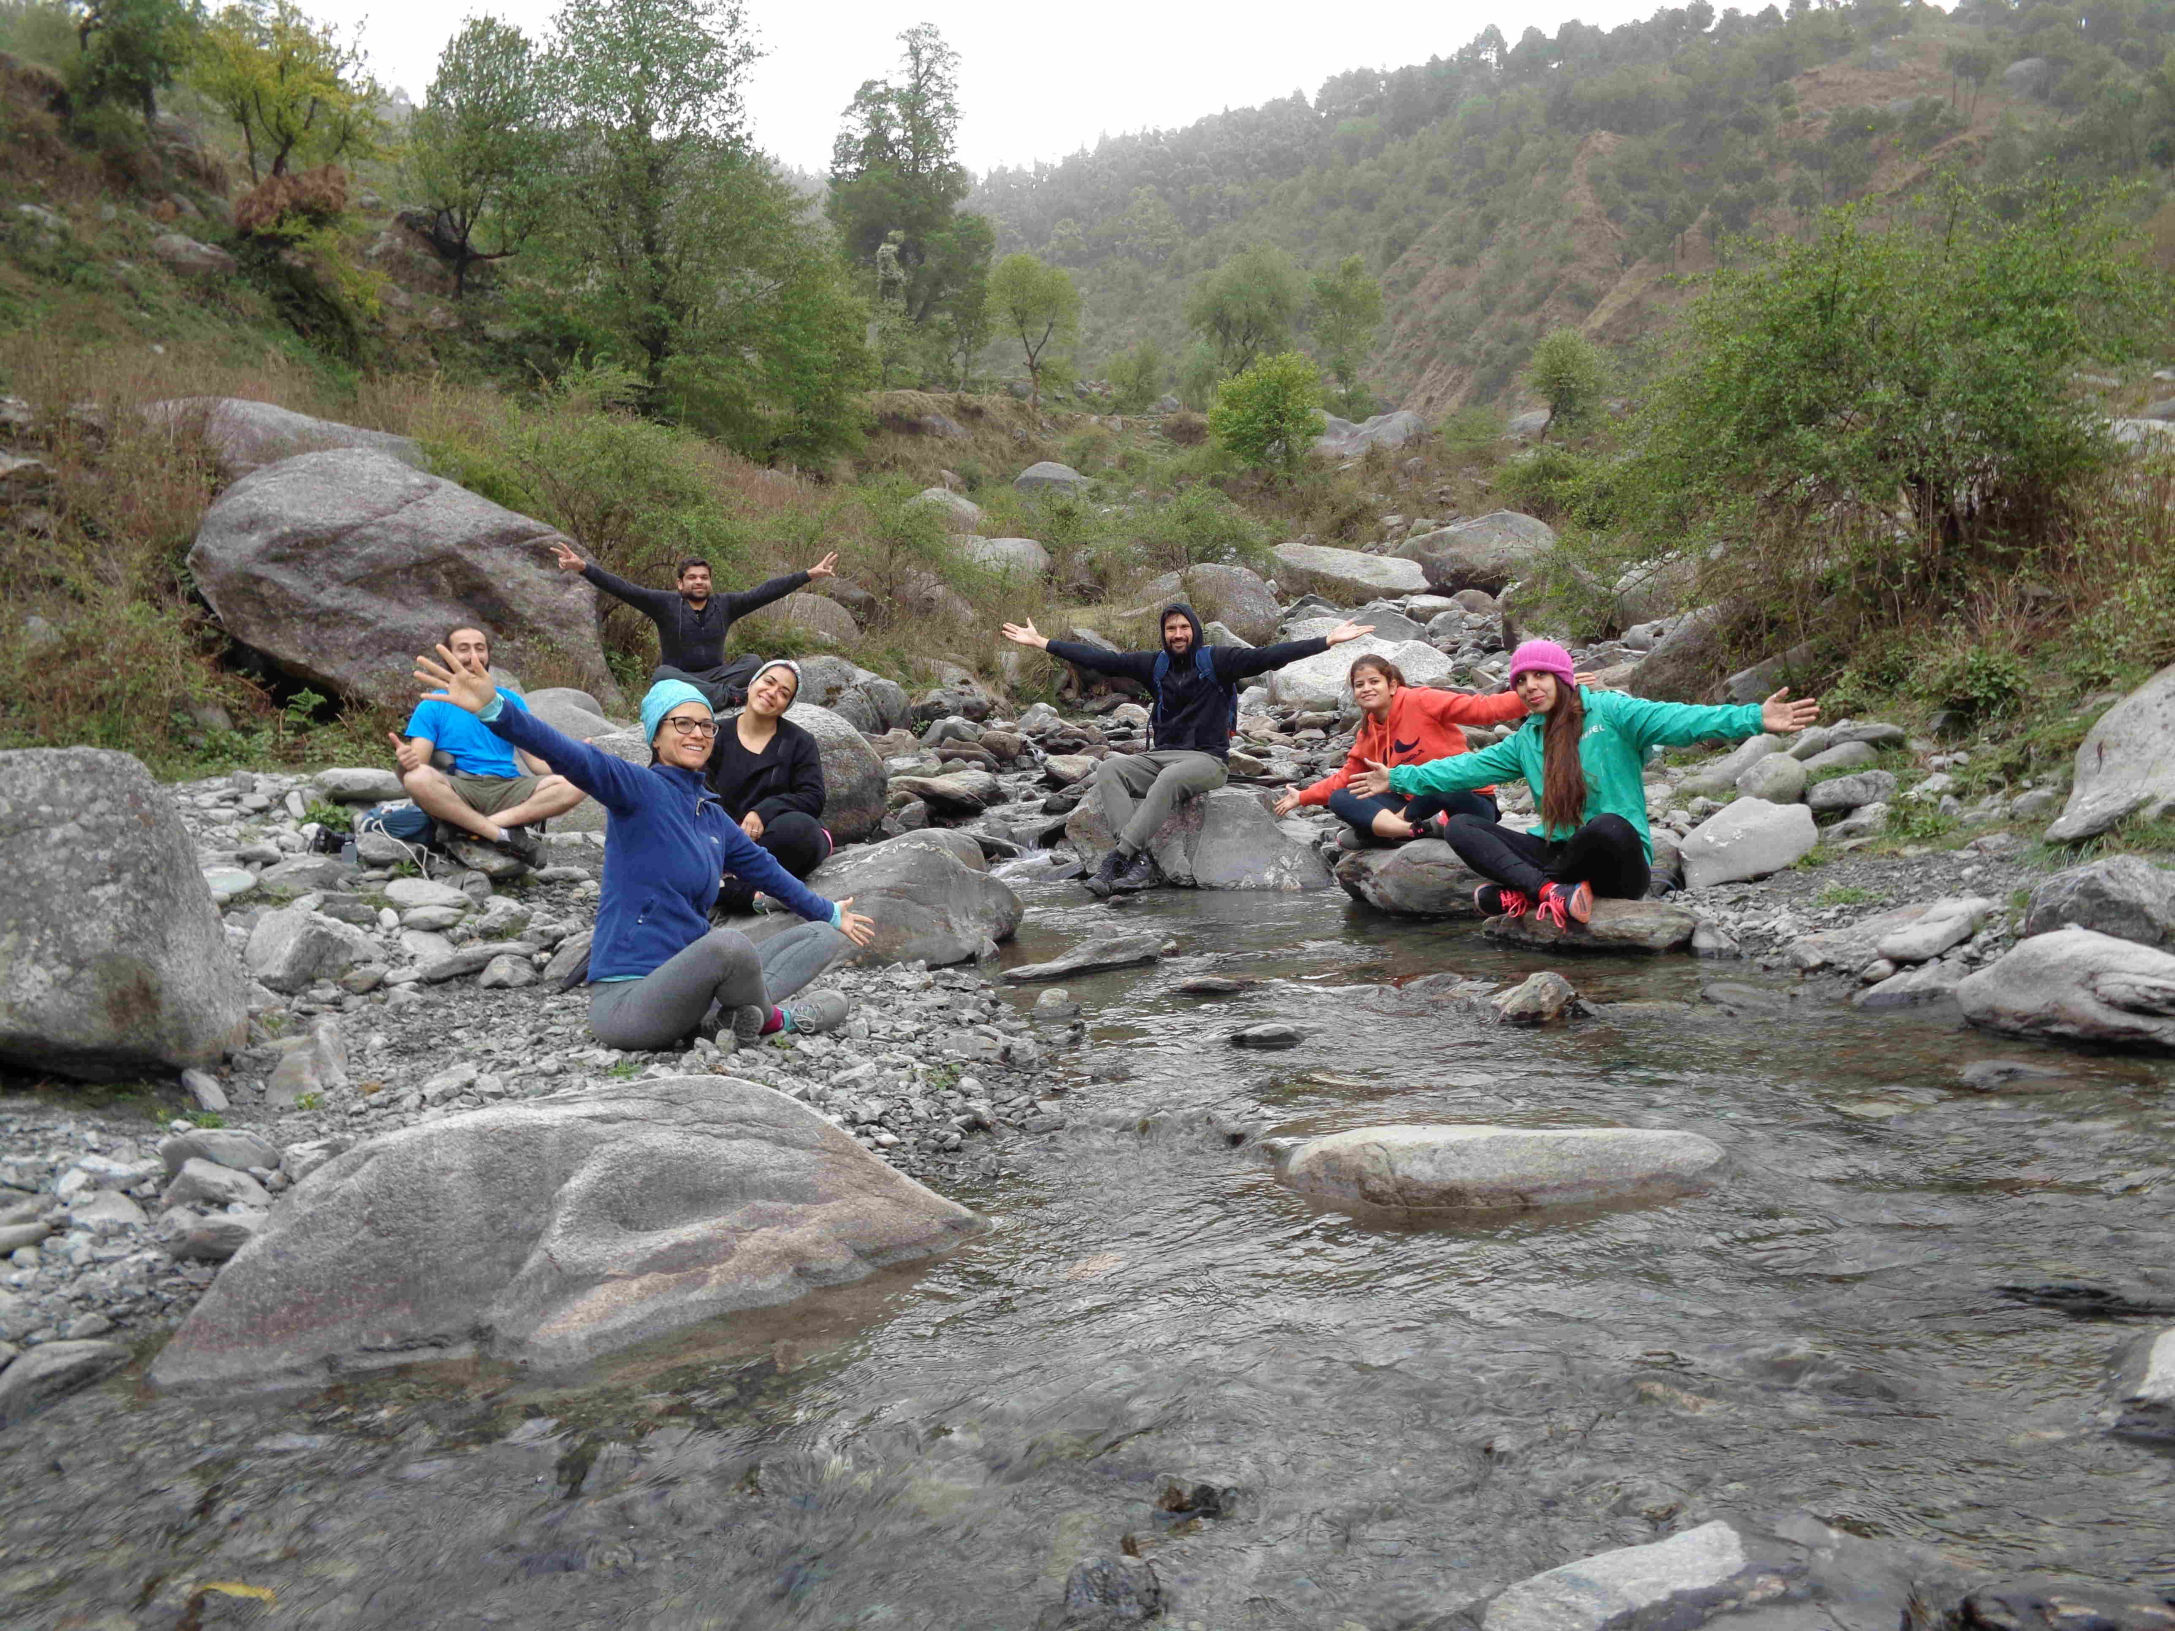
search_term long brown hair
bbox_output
[1539,682,1588,830]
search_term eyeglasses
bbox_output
[663,717,719,737]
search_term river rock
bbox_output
[1270,540,1428,601]
[1679,734,1782,798]
[1395,510,1556,594]
[1785,902,1935,975]
[891,770,1002,814]
[0,748,249,1080]
[148,1078,983,1387]
[1014,460,1088,494]
[165,1156,272,1211]
[246,904,375,994]
[786,702,886,843]
[1001,934,1163,983]
[384,877,470,911]
[1484,897,1698,953]
[1280,1124,1726,1214]
[1131,563,1282,645]
[1481,1521,1761,1631]
[1735,752,1806,803]
[187,448,620,711]
[1799,739,1878,775]
[957,536,1051,578]
[1334,840,1489,917]
[159,1128,280,1175]
[1492,970,1582,1024]
[142,397,427,481]
[313,766,403,802]
[1808,769,1896,814]
[1066,787,1330,890]
[1875,896,1993,963]
[2047,663,2175,841]
[729,831,1020,967]
[1853,957,1967,1011]
[1958,928,2175,1050]
[0,1339,129,1427]
[1959,1583,2175,1631]
[2023,855,2175,948]
[1681,799,1817,889]
[1267,637,1452,708]
[2109,1327,2175,1439]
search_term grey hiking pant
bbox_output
[1094,749,1227,854]
[588,922,844,1051]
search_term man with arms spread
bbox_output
[552,542,842,708]
[1002,604,1373,896]
[386,625,583,867]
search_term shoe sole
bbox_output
[1566,883,1593,924]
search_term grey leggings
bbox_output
[587,923,845,1051]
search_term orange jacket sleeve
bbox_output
[1407,686,1528,728]
[1296,736,1368,805]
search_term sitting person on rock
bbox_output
[552,540,840,709]
[1351,639,1818,928]
[1002,603,1374,896]
[386,624,584,868]
[412,651,875,1051]
[706,658,834,916]
[1272,653,1533,846]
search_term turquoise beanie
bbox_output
[640,679,711,743]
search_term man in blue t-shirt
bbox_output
[385,626,584,866]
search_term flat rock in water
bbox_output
[1483,898,1697,953]
[1492,970,1582,1024]
[1002,934,1163,983]
[1335,839,1488,917]
[149,1077,984,1388]
[1956,1059,2074,1092]
[1852,958,1966,1011]
[2110,1328,2175,1440]
[1230,1023,1302,1049]
[1179,975,1254,995]
[1481,1521,1757,1631]
[1067,787,1330,892]
[1959,928,2175,1051]
[1280,1124,1725,1214]
[0,1339,129,1427]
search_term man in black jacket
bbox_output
[552,542,841,707]
[1003,603,1373,895]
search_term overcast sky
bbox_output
[329,0,1664,177]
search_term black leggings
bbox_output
[717,811,831,914]
[1444,811,1650,899]
[1325,787,1498,836]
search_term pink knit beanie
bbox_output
[1507,639,1577,688]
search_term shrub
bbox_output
[1208,351,1324,479]
[1524,328,1610,432]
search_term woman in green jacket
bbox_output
[1352,639,1819,928]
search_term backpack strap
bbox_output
[1198,643,1237,739]
[1149,650,1171,751]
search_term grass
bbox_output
[1816,884,1874,907]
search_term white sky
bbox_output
[327,0,1664,177]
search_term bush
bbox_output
[1207,351,1324,479]
[1525,328,1610,432]
[1131,485,1270,572]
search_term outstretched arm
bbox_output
[1385,733,1527,797]
[1605,692,1775,752]
[1010,617,1159,684]
[1212,620,1372,682]
[415,646,648,815]
[721,569,813,621]
[1407,687,1529,728]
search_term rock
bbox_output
[785,702,886,843]
[1799,739,1879,775]
[1230,1023,1302,1049]
[2023,855,2175,948]
[1280,1125,1726,1214]
[416,940,541,983]
[159,1128,279,1175]
[0,748,248,1079]
[174,1211,266,1262]
[1502,407,1552,442]
[1853,958,1967,1010]
[1266,636,1452,708]
[1830,800,1889,840]
[2046,662,2175,841]
[523,687,618,742]
[1678,734,1782,798]
[1131,563,1282,644]
[478,953,534,989]
[245,904,375,994]
[1481,1521,1761,1631]
[1874,896,1993,963]
[1808,769,1897,814]
[142,397,423,481]
[1031,987,1079,1019]
[255,854,352,894]
[1395,510,1557,594]
[0,1340,129,1427]
[891,770,1002,814]
[1270,540,1428,601]
[1958,928,2175,1050]
[728,831,1021,968]
[1680,799,1817,889]
[313,766,403,803]
[1734,752,1807,803]
[1612,556,1697,628]
[148,233,237,276]
[1001,934,1163,983]
[187,448,620,711]
[164,1157,272,1210]
[1313,409,1427,458]
[910,487,981,527]
[1066,786,1331,890]
[1492,970,1582,1024]
[1014,460,1089,494]
[1785,902,1936,975]
[2109,1327,2175,1440]
[201,866,256,906]
[1483,897,1698,953]
[384,876,471,910]
[1043,754,1096,787]
[1334,840,1489,917]
[957,536,1051,577]
[740,590,860,645]
[181,1068,229,1113]
[1627,606,1725,702]
[151,1079,982,1388]
[1959,1582,2175,1631]
[2109,418,2174,453]
[2002,55,2052,96]
[1061,1556,1162,1625]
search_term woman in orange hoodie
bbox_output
[1272,653,1530,842]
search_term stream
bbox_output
[4,870,2174,1627]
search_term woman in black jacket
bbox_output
[707,659,832,914]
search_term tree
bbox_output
[1945,43,1994,118]
[1308,253,1384,415]
[987,251,1077,408]
[1209,352,1325,479]
[1525,328,1609,433]
[404,15,544,296]
[192,0,380,180]
[72,0,201,126]
[1107,339,1164,412]
[1185,245,1308,374]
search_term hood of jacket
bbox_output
[1160,602,1206,658]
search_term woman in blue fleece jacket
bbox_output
[413,648,875,1051]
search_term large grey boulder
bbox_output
[729,830,1021,967]
[1335,840,1489,917]
[141,397,426,482]
[188,449,621,711]
[956,536,1052,578]
[1395,510,1556,595]
[1484,897,1698,953]
[1267,636,1452,708]
[1279,1124,1725,1214]
[1627,606,1725,702]
[739,591,860,645]
[0,748,248,1080]
[2002,56,2052,97]
[1066,787,1330,891]
[1958,928,2175,1050]
[910,487,980,528]
[1014,460,1089,494]
[1611,555,1697,628]
[1681,798,1817,888]
[2023,855,2175,948]
[523,686,619,743]
[149,1078,982,1388]
[1481,1521,1760,1631]
[1313,410,1427,459]
[1271,540,1428,601]
[2047,664,2175,841]
[1129,563,1282,644]
[786,702,886,843]
[0,1339,129,1427]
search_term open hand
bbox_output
[836,896,876,948]
[1271,787,1302,817]
[414,645,498,715]
[740,810,765,840]
[1352,759,1393,798]
[1760,687,1820,734]
[1001,619,1049,650]
[805,551,839,582]
[386,730,425,776]
[1325,621,1376,646]
[550,541,585,573]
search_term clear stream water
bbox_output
[4,874,2174,1628]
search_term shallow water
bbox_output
[6,878,2175,1628]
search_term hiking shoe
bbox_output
[782,990,850,1034]
[498,824,544,869]
[1556,880,1593,924]
[1475,884,1532,919]
[1110,849,1161,893]
[1419,812,1454,843]
[1336,827,1373,852]
[1083,847,1126,898]
[1533,883,1571,930]
[731,1004,770,1046]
